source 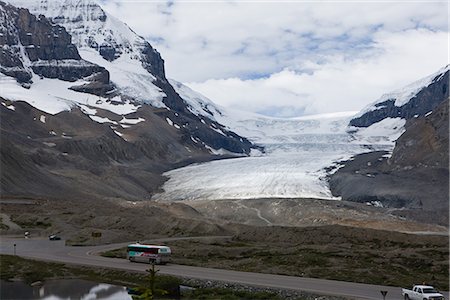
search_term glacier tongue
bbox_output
[152,107,387,201]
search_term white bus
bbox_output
[126,244,171,264]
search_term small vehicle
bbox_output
[402,285,445,300]
[127,243,171,264]
[48,234,61,241]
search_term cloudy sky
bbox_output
[101,0,448,117]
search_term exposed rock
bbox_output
[0,1,111,89]
[30,59,106,82]
[387,99,449,170]
[98,45,116,61]
[0,46,31,82]
[69,70,113,96]
[141,43,166,81]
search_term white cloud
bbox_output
[100,0,449,116]
[188,29,448,116]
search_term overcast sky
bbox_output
[101,0,448,117]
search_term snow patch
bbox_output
[89,115,118,124]
[78,104,97,115]
[366,201,384,208]
[120,117,145,125]
[0,74,140,115]
[42,142,56,147]
[168,78,222,120]
[39,115,46,123]
[1,102,15,110]
[113,130,123,137]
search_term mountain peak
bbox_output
[6,0,166,80]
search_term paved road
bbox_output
[1,236,447,300]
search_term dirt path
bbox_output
[0,213,22,231]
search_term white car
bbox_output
[402,285,445,300]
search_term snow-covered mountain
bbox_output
[1,0,253,155]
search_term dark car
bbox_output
[48,235,61,241]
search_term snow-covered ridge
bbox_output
[6,0,167,108]
[169,79,224,121]
[355,65,450,118]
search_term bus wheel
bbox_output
[129,257,134,262]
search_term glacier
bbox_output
[153,100,391,201]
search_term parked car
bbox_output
[48,235,61,241]
[402,285,445,300]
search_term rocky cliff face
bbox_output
[387,100,448,170]
[350,67,449,128]
[0,1,110,89]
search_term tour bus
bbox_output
[126,243,171,264]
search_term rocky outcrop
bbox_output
[30,59,106,82]
[0,1,111,90]
[0,46,31,82]
[141,43,166,81]
[350,69,449,127]
[0,2,32,82]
